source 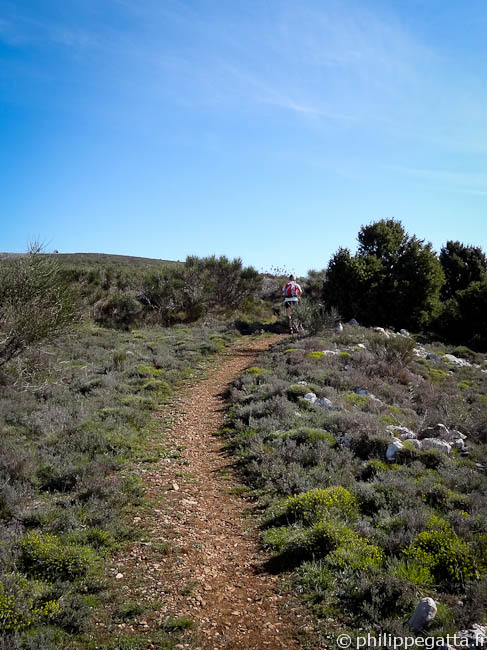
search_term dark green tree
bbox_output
[439,241,487,299]
[324,220,444,330]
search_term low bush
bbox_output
[19,531,100,582]
[404,524,481,587]
[285,487,358,525]
[0,573,60,632]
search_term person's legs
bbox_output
[285,302,295,333]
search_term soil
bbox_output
[108,335,312,649]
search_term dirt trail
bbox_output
[112,335,306,649]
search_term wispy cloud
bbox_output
[386,165,487,195]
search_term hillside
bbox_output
[0,252,176,265]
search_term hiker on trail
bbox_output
[282,274,302,333]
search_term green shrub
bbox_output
[296,560,334,603]
[404,526,480,586]
[141,379,171,395]
[291,300,341,335]
[93,293,142,329]
[280,427,337,446]
[0,574,60,631]
[352,435,390,460]
[345,393,371,408]
[305,351,325,360]
[0,245,76,368]
[285,384,320,400]
[19,531,100,582]
[327,536,383,571]
[112,350,127,371]
[359,459,392,480]
[285,487,359,524]
[244,367,272,377]
[390,559,434,586]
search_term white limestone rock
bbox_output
[386,439,404,461]
[421,438,452,454]
[409,598,437,632]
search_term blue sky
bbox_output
[1,0,486,275]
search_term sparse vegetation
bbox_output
[224,323,487,638]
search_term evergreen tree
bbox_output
[324,219,444,330]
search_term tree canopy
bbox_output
[323,219,444,330]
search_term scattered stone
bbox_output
[421,438,452,454]
[356,343,366,349]
[373,327,390,337]
[419,423,450,440]
[387,426,417,440]
[413,347,428,359]
[407,439,423,449]
[322,350,339,355]
[443,354,472,367]
[315,397,333,409]
[458,624,487,648]
[409,597,437,632]
[450,429,467,440]
[303,392,317,404]
[172,482,180,491]
[297,380,308,385]
[386,439,404,461]
[116,573,124,580]
[426,352,440,361]
[399,329,410,336]
[452,438,465,451]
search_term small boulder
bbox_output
[315,397,334,409]
[387,426,417,440]
[399,329,410,336]
[407,439,423,450]
[458,624,487,648]
[426,352,440,362]
[409,597,437,632]
[421,438,452,454]
[348,319,359,326]
[386,439,404,461]
[452,438,465,451]
[419,423,450,440]
[304,392,317,404]
[443,354,472,367]
[373,327,390,337]
[443,429,467,443]
[413,346,428,359]
[356,343,366,349]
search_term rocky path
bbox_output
[111,335,307,649]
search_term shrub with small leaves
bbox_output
[327,536,383,571]
[19,531,99,582]
[285,486,359,525]
[404,525,480,587]
[0,574,60,632]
